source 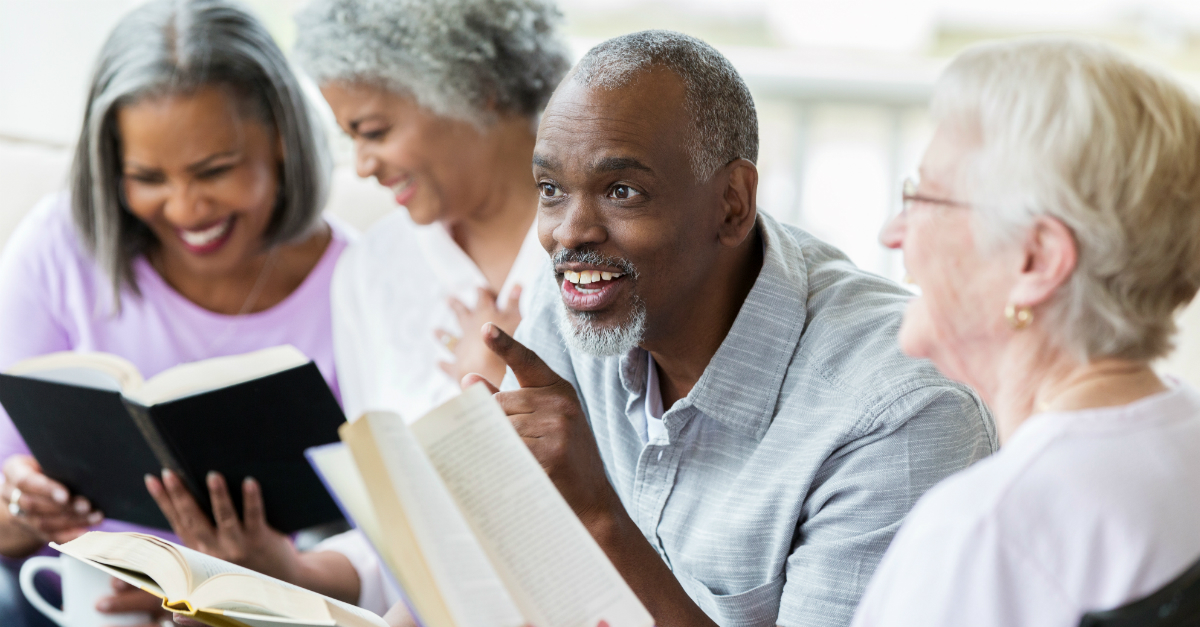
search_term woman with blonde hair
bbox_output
[852,38,1200,626]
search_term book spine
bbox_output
[122,400,198,496]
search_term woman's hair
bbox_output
[292,0,571,125]
[933,37,1200,362]
[72,0,330,305]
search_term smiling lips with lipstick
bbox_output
[177,215,236,255]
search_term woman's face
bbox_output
[879,122,1015,387]
[118,85,282,280]
[320,82,490,225]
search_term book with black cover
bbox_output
[0,346,346,533]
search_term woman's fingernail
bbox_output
[74,498,89,514]
[207,471,220,486]
[52,488,68,504]
[487,323,500,339]
[88,511,103,524]
[95,598,111,612]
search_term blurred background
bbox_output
[4,0,1200,372]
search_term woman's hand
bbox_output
[2,455,100,544]
[146,470,302,583]
[96,577,170,626]
[436,286,522,385]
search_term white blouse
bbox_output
[316,208,547,615]
[852,380,1200,627]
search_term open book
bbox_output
[310,383,653,627]
[0,346,345,531]
[53,532,386,627]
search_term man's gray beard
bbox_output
[556,296,647,357]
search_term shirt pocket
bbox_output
[676,571,786,627]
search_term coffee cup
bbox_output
[19,555,152,627]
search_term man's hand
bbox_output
[466,323,719,627]
[462,323,622,533]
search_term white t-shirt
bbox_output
[316,209,547,615]
[851,380,1200,627]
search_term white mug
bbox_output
[19,555,152,627]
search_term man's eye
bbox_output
[539,183,563,198]
[609,185,641,200]
[358,128,388,141]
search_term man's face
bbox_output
[533,68,725,355]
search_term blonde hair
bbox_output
[933,37,1200,361]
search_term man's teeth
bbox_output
[180,218,232,246]
[563,270,624,285]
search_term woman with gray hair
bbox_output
[148,0,570,618]
[851,38,1200,627]
[0,0,354,622]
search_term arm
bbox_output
[0,199,95,557]
[466,325,717,627]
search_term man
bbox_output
[466,30,996,627]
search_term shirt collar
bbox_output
[618,212,808,440]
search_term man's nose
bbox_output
[551,199,608,250]
[878,211,905,250]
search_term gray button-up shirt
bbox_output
[509,212,997,627]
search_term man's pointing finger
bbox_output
[481,322,561,388]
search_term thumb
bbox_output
[481,322,561,388]
[461,373,500,393]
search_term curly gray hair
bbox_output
[571,30,759,182]
[293,0,570,124]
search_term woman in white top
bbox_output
[154,0,570,620]
[851,38,1200,627]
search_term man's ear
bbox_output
[717,159,758,247]
[1008,216,1077,309]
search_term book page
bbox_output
[133,345,309,405]
[7,351,142,391]
[362,412,525,627]
[306,444,384,551]
[58,533,385,627]
[54,532,190,600]
[411,385,653,627]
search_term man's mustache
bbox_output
[552,249,639,279]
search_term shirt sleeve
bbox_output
[775,385,995,627]
[330,245,372,422]
[0,197,74,465]
[849,501,1076,627]
[313,529,405,617]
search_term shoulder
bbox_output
[776,221,991,438]
[331,210,418,302]
[1,191,92,277]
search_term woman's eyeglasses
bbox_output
[899,177,972,216]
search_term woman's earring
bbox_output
[1005,304,1034,330]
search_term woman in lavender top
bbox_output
[0,0,352,621]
